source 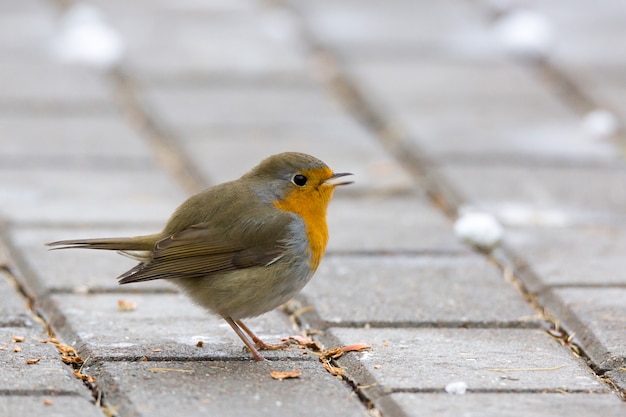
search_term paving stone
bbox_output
[180,124,414,193]
[8,226,169,294]
[532,0,626,68]
[348,57,557,106]
[505,226,626,286]
[327,195,464,252]
[329,328,604,391]
[547,288,626,371]
[346,58,618,164]
[530,0,626,122]
[91,0,256,13]
[0,0,52,12]
[47,293,306,361]
[0,168,185,225]
[92,360,369,417]
[0,271,33,327]
[380,392,626,417]
[0,327,88,394]
[0,63,114,110]
[0,395,105,417]
[304,255,538,326]
[0,1,56,63]
[440,164,626,225]
[0,114,154,164]
[107,9,307,78]
[140,84,350,131]
[298,0,494,57]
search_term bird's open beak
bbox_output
[324,172,354,187]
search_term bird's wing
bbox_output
[117,220,290,284]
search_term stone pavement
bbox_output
[1,0,625,416]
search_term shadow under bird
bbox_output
[47,152,353,361]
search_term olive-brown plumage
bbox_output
[47,152,352,361]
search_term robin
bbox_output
[47,152,353,361]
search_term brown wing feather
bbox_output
[117,218,291,284]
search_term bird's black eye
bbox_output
[292,174,308,186]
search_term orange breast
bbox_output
[272,178,334,271]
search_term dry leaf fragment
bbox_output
[61,355,84,366]
[12,336,25,342]
[26,357,42,364]
[322,346,345,360]
[282,335,323,352]
[321,360,344,376]
[49,338,61,345]
[43,399,53,406]
[73,369,96,383]
[320,343,372,362]
[270,370,302,380]
[57,344,84,366]
[56,344,78,356]
[152,348,162,353]
[0,345,8,350]
[317,344,371,377]
[13,345,21,353]
[342,343,372,353]
[118,299,137,312]
[283,335,312,345]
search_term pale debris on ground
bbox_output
[581,109,620,140]
[53,3,124,69]
[454,210,503,251]
[493,9,554,59]
[444,380,468,395]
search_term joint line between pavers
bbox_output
[0,222,113,413]
[388,387,611,395]
[0,389,85,397]
[109,68,210,195]
[323,320,544,330]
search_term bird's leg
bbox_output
[224,317,265,362]
[236,319,290,351]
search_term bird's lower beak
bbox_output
[324,172,354,187]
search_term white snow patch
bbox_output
[493,9,554,59]
[445,381,468,395]
[53,4,124,69]
[454,211,503,250]
[582,109,620,140]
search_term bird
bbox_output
[47,152,353,361]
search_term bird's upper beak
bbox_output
[324,172,354,187]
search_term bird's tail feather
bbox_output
[46,235,159,252]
